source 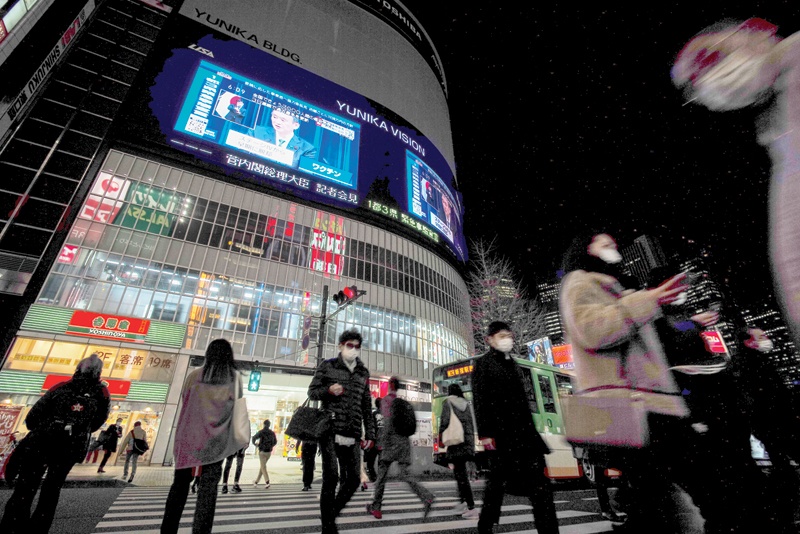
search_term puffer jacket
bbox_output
[308,355,376,441]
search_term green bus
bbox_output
[431,356,584,480]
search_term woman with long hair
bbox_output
[161,339,247,534]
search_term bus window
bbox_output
[520,371,539,414]
[554,373,574,398]
[538,375,557,414]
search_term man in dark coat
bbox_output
[308,329,376,534]
[298,439,318,491]
[0,354,110,533]
[97,417,123,473]
[472,321,559,534]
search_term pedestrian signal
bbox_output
[248,370,261,392]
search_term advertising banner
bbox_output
[65,311,151,342]
[527,337,554,366]
[115,11,467,261]
[0,405,22,479]
[700,331,727,354]
[42,375,132,397]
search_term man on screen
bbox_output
[253,106,317,168]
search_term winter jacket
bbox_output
[172,367,245,469]
[559,269,688,418]
[252,427,277,453]
[100,424,122,451]
[119,425,147,454]
[307,355,376,441]
[472,347,549,495]
[377,392,411,464]
[439,395,475,460]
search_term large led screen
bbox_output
[119,15,466,261]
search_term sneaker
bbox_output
[462,508,480,519]
[253,480,259,486]
[302,485,312,491]
[264,482,271,489]
[366,503,382,519]
[97,469,106,474]
[221,485,228,494]
[232,484,242,493]
[127,477,134,483]
[422,498,435,521]
[451,502,469,514]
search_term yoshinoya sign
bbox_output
[66,311,151,342]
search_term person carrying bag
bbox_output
[438,384,477,518]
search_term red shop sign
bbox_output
[42,375,131,397]
[66,311,150,343]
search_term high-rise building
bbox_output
[536,279,564,345]
[0,0,471,469]
[742,301,800,389]
[620,235,668,288]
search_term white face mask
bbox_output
[669,292,688,307]
[342,347,359,363]
[596,248,622,264]
[757,340,774,352]
[494,338,514,353]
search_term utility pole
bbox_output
[315,285,329,367]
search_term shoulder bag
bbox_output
[441,400,465,447]
[132,435,150,454]
[561,385,685,449]
[285,398,332,441]
[232,377,251,449]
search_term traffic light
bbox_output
[333,285,360,307]
[248,369,261,392]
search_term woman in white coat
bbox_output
[161,339,246,534]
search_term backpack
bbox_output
[391,397,417,437]
[44,382,100,436]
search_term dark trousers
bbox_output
[363,445,379,482]
[97,449,113,470]
[371,459,434,511]
[319,434,361,532]
[477,454,558,534]
[160,460,223,534]
[222,452,244,485]
[301,441,318,487]
[451,457,475,508]
[0,456,73,534]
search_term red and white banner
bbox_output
[79,172,130,224]
[701,331,727,354]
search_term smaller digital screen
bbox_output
[406,151,461,244]
[445,363,473,378]
[174,60,361,189]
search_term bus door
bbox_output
[531,369,563,435]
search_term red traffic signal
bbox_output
[333,286,360,307]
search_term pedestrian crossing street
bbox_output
[92,481,616,533]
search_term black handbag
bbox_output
[285,399,332,441]
[132,437,149,454]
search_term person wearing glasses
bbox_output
[308,329,377,534]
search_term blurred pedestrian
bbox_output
[221,447,245,494]
[646,265,763,532]
[439,383,478,518]
[308,329,376,534]
[119,421,148,483]
[472,321,559,534]
[363,396,382,482]
[252,420,277,488]
[161,339,249,534]
[672,18,800,358]
[299,439,318,490]
[731,326,800,533]
[96,417,123,473]
[560,232,741,533]
[85,430,102,464]
[366,376,435,520]
[0,354,110,534]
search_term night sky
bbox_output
[400,2,800,309]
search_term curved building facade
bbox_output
[0,0,470,468]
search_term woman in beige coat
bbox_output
[559,232,708,533]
